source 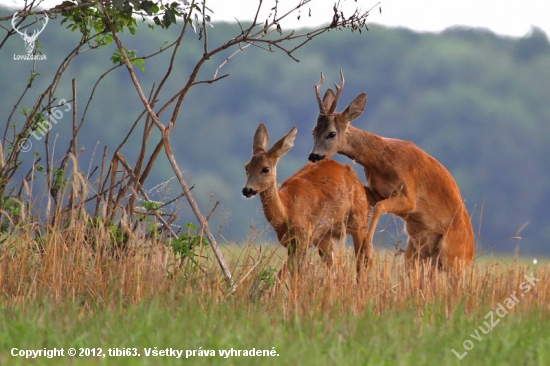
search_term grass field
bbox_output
[0,216,549,365]
[2,287,549,366]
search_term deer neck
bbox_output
[259,183,288,233]
[340,125,385,170]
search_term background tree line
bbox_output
[2,6,549,256]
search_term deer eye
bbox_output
[327,132,337,139]
[261,167,270,174]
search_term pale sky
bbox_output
[2,0,549,39]
[204,0,550,39]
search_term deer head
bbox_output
[309,71,367,162]
[242,124,297,198]
[12,11,48,54]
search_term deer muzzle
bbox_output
[242,187,258,198]
[308,153,326,162]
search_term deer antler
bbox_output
[315,72,327,115]
[328,70,345,114]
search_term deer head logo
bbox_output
[11,11,49,54]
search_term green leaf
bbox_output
[141,201,160,212]
[132,58,145,72]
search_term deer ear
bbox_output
[253,123,269,154]
[343,93,367,123]
[267,126,297,159]
[322,89,335,113]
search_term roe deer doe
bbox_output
[308,72,474,272]
[242,123,371,277]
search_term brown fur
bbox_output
[309,74,474,272]
[243,124,371,276]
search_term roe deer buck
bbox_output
[308,72,474,272]
[242,123,371,277]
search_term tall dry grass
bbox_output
[0,165,547,317]
[228,244,550,319]
[1,207,548,320]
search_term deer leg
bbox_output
[272,262,288,294]
[405,232,443,270]
[405,237,420,271]
[348,213,371,280]
[438,209,474,272]
[366,192,416,248]
[316,235,335,268]
[285,228,308,278]
[405,237,428,288]
[364,185,381,206]
[353,234,372,281]
[405,234,444,288]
